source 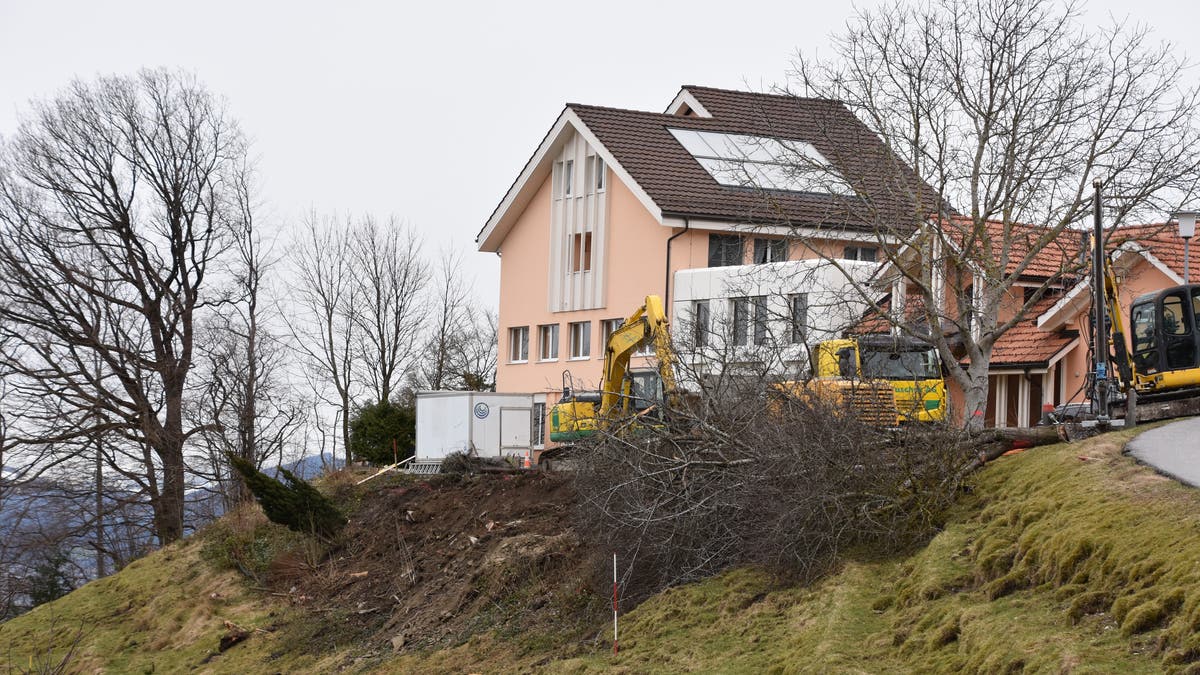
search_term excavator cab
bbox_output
[1129,284,1200,394]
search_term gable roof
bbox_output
[1110,223,1197,282]
[477,86,943,251]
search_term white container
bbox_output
[415,391,535,460]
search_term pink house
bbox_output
[476,85,940,448]
[875,218,1198,427]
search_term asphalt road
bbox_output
[1127,417,1200,487]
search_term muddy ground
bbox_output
[272,471,602,660]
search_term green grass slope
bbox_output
[6,426,1200,673]
[0,538,337,674]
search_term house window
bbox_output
[563,159,574,197]
[708,234,743,267]
[693,300,711,347]
[790,293,808,344]
[634,336,654,356]
[584,155,606,193]
[732,297,749,346]
[538,324,559,361]
[752,295,768,345]
[569,321,591,359]
[754,238,787,264]
[601,318,623,356]
[843,246,878,262]
[571,232,593,273]
[532,402,546,447]
[508,326,529,362]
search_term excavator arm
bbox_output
[1102,254,1135,392]
[599,295,676,417]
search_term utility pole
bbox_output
[1092,179,1110,427]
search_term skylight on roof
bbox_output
[668,128,854,195]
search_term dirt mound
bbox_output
[276,471,600,660]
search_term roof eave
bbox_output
[477,108,662,252]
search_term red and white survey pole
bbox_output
[612,552,619,654]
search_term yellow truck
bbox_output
[779,335,947,426]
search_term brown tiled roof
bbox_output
[988,322,1077,367]
[937,216,1085,280]
[1111,223,1198,281]
[568,86,942,231]
[986,296,1077,367]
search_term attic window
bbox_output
[667,128,854,195]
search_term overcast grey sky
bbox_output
[2,0,1198,308]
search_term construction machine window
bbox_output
[860,347,940,380]
[628,370,663,415]
[1193,287,1200,330]
[1163,295,1189,335]
[1131,303,1156,353]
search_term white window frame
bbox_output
[570,231,593,273]
[563,159,574,197]
[508,326,529,363]
[532,402,546,448]
[569,321,591,360]
[538,323,559,361]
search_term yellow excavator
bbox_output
[549,295,677,445]
[775,335,947,426]
[1100,253,1200,420]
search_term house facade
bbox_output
[477,86,939,448]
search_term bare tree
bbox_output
[350,216,428,404]
[574,312,969,601]
[191,179,303,509]
[783,0,1200,430]
[0,70,249,543]
[417,249,472,391]
[289,214,360,466]
[410,249,498,392]
[455,307,498,392]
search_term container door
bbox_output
[499,407,532,453]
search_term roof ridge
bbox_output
[682,84,844,105]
